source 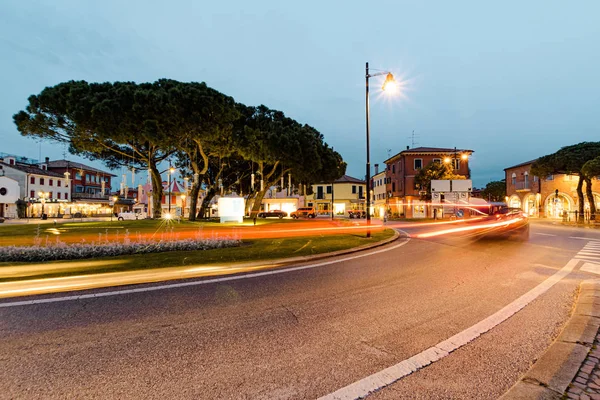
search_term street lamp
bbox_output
[365,62,397,237]
[168,163,175,214]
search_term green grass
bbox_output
[0,218,305,246]
[0,229,396,282]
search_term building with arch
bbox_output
[505,160,600,219]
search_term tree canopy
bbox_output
[14,79,346,220]
[481,180,505,202]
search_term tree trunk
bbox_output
[576,176,585,223]
[250,189,268,216]
[187,182,201,221]
[585,177,596,221]
[149,162,163,219]
[199,187,216,219]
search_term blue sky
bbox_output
[1,0,599,188]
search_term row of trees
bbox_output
[532,142,600,221]
[14,79,346,220]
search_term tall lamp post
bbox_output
[167,162,175,215]
[365,62,397,237]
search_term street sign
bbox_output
[456,209,464,218]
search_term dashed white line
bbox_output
[534,233,556,237]
[319,257,580,400]
[570,237,600,241]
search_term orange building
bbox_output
[383,146,473,218]
[505,160,600,219]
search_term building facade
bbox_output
[47,159,116,216]
[372,167,387,218]
[505,160,600,219]
[306,175,366,217]
[383,147,474,218]
[0,155,70,218]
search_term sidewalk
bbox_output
[502,279,600,399]
[1,217,113,224]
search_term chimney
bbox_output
[374,164,379,175]
[45,157,49,163]
[406,145,409,150]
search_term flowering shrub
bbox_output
[0,235,241,263]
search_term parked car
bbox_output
[290,207,316,219]
[348,210,366,219]
[257,210,287,219]
[117,211,145,221]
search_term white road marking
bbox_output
[319,257,580,400]
[570,237,600,241]
[0,237,410,308]
[575,255,600,261]
[534,233,556,237]
[581,262,600,275]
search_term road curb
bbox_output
[501,278,600,399]
[224,228,403,270]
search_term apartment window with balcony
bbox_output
[414,159,423,170]
[30,176,35,184]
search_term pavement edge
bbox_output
[501,278,600,399]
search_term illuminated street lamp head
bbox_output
[461,154,469,160]
[169,167,175,174]
[444,157,452,164]
[382,72,397,93]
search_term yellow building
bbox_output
[306,175,366,217]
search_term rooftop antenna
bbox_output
[387,149,392,158]
[407,130,419,148]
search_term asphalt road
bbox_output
[1,220,599,399]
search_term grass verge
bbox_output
[0,229,396,282]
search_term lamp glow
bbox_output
[381,72,397,93]
[444,157,451,164]
[461,154,468,160]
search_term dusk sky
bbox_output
[1,1,599,188]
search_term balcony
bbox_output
[515,181,531,191]
[72,192,109,200]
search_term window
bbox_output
[414,159,423,170]
[326,185,332,194]
[392,182,396,192]
[511,173,516,185]
[564,174,573,181]
[40,178,45,185]
[30,190,35,198]
[57,192,61,199]
[48,191,53,199]
[75,185,84,193]
[533,176,538,182]
[453,159,461,170]
[392,165,396,174]
[75,171,82,179]
[30,177,35,184]
[352,185,356,194]
[433,158,441,164]
[58,180,61,187]
[358,186,363,198]
[64,193,68,200]
[524,172,529,188]
[546,174,554,181]
[49,179,53,186]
